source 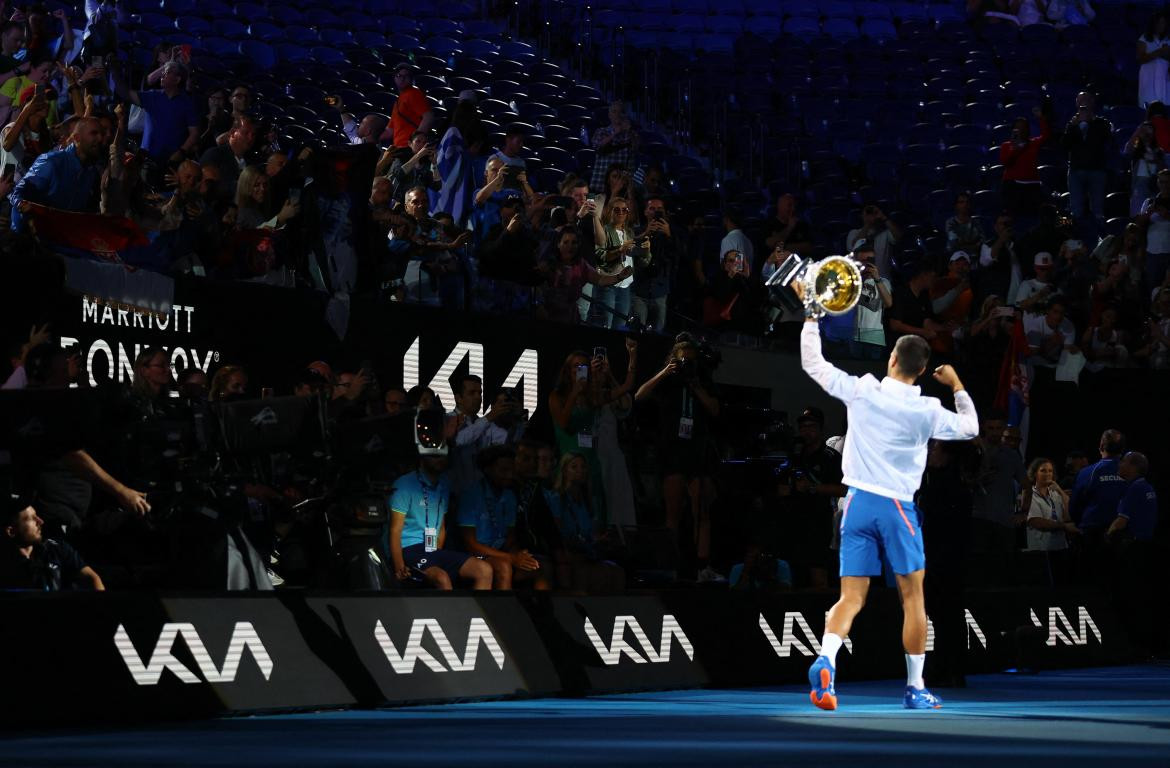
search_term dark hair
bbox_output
[477,444,515,471]
[723,205,744,229]
[1100,429,1126,456]
[1147,100,1167,120]
[892,335,930,378]
[452,374,481,399]
[1144,10,1169,41]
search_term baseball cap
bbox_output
[797,407,825,426]
[306,360,335,383]
[850,237,875,254]
[950,250,971,263]
[1034,252,1054,267]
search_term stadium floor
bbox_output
[5,665,1169,766]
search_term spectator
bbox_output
[589,341,640,529]
[1081,305,1129,372]
[1060,450,1090,490]
[719,206,754,276]
[1011,251,1056,310]
[590,196,641,329]
[820,239,892,359]
[234,165,298,230]
[0,496,105,590]
[447,374,512,498]
[779,407,846,589]
[494,124,527,171]
[209,364,248,401]
[433,92,486,227]
[176,367,209,401]
[406,384,441,412]
[198,86,229,154]
[1135,285,1170,368]
[544,452,625,591]
[387,62,435,148]
[970,414,1026,583]
[1024,295,1078,367]
[631,197,676,333]
[945,192,986,256]
[9,115,103,231]
[930,251,975,357]
[543,226,630,324]
[0,53,56,128]
[1061,91,1112,223]
[635,336,721,580]
[1139,171,1170,289]
[975,211,1019,306]
[964,294,1016,407]
[199,113,257,202]
[1000,108,1050,216]
[384,445,492,590]
[600,163,636,212]
[888,261,942,343]
[0,21,27,84]
[0,84,49,183]
[1127,121,1164,216]
[763,193,814,256]
[383,386,407,416]
[512,438,562,560]
[845,204,902,279]
[1138,11,1170,108]
[402,185,470,304]
[382,130,439,203]
[590,100,638,193]
[1023,457,1078,552]
[548,352,609,520]
[115,59,199,172]
[345,112,387,146]
[457,445,549,590]
[477,192,542,307]
[703,249,753,330]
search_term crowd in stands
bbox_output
[0,2,1162,658]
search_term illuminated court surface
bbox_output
[6,666,1169,766]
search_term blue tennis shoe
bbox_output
[808,655,837,710]
[903,686,943,709]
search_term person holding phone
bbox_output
[0,81,49,184]
[548,351,612,526]
[382,129,440,202]
[590,196,639,329]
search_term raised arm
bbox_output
[800,319,860,404]
[927,365,979,440]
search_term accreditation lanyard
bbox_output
[1033,487,1058,521]
[419,471,442,551]
[679,388,695,440]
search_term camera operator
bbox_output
[635,335,722,580]
[777,407,845,589]
[631,197,677,334]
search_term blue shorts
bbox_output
[402,544,472,583]
[838,488,925,577]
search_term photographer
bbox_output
[381,130,440,203]
[447,375,522,498]
[845,205,902,280]
[635,336,721,580]
[777,407,845,590]
[631,197,677,333]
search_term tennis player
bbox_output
[797,287,979,710]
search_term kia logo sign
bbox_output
[114,622,274,686]
[584,614,694,665]
[374,618,506,674]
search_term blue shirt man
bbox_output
[1071,430,1128,531]
[457,478,517,550]
[117,60,198,164]
[1111,452,1157,542]
[386,469,449,550]
[9,117,104,232]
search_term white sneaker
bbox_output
[697,566,727,583]
[267,568,285,587]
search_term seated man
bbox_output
[0,495,104,590]
[384,439,492,590]
[457,445,549,589]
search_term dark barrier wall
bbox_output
[0,588,1127,725]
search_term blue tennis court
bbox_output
[6,665,1168,766]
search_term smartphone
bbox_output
[2,163,15,179]
[1066,239,1083,251]
[575,364,589,381]
[92,55,104,68]
[592,346,607,360]
[735,253,746,273]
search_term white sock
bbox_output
[820,633,843,666]
[906,653,925,689]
